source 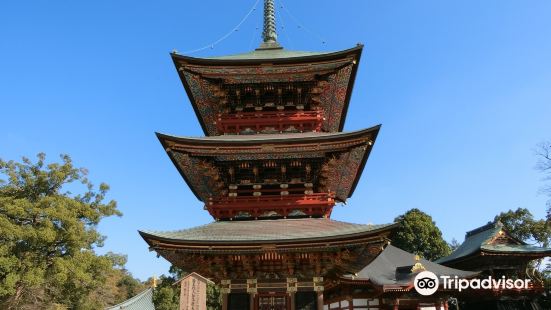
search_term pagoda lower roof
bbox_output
[139,218,394,245]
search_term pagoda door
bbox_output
[257,293,288,310]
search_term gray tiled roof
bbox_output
[157,127,380,144]
[436,221,551,264]
[140,218,393,243]
[105,288,155,310]
[346,245,477,286]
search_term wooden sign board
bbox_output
[177,272,213,310]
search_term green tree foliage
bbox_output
[152,266,221,310]
[152,274,180,310]
[494,208,551,247]
[0,153,141,309]
[390,208,451,261]
[88,253,147,307]
[449,238,461,251]
[535,141,551,221]
[494,208,551,307]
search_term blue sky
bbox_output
[1,1,550,281]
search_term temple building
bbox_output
[436,221,551,309]
[139,1,549,309]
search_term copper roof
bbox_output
[139,218,394,245]
[157,126,380,146]
[104,288,155,310]
[436,221,551,264]
[158,126,380,204]
[171,45,363,136]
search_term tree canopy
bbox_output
[390,208,451,261]
[494,208,551,248]
[535,141,551,221]
[0,153,143,309]
[152,265,221,310]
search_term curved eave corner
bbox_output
[155,132,205,202]
[170,45,364,136]
[170,44,363,65]
[346,124,381,200]
[138,221,397,248]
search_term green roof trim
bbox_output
[105,288,155,310]
[140,218,394,244]
[206,48,334,60]
[482,243,551,254]
[436,221,551,264]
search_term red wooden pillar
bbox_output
[317,292,323,310]
[393,299,399,310]
[222,294,228,310]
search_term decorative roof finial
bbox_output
[258,0,282,50]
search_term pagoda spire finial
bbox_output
[258,0,282,50]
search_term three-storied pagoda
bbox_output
[138,1,550,309]
[140,1,396,309]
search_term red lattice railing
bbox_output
[216,111,323,134]
[206,193,335,220]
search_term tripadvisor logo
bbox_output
[414,271,532,296]
[414,271,439,296]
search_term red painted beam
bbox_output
[206,193,335,219]
[216,111,323,134]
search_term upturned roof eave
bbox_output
[138,222,397,247]
[156,125,380,146]
[171,45,364,136]
[156,126,380,202]
[170,45,362,65]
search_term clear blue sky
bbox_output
[1,1,550,281]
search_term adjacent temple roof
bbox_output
[341,245,477,290]
[140,218,394,246]
[105,288,155,310]
[436,221,551,265]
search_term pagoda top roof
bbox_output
[172,45,363,136]
[341,245,477,287]
[207,48,332,61]
[139,218,394,245]
[436,221,551,265]
[172,45,362,64]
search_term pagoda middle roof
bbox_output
[158,126,379,203]
[157,126,379,146]
[139,218,394,245]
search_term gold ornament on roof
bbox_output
[411,254,426,273]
